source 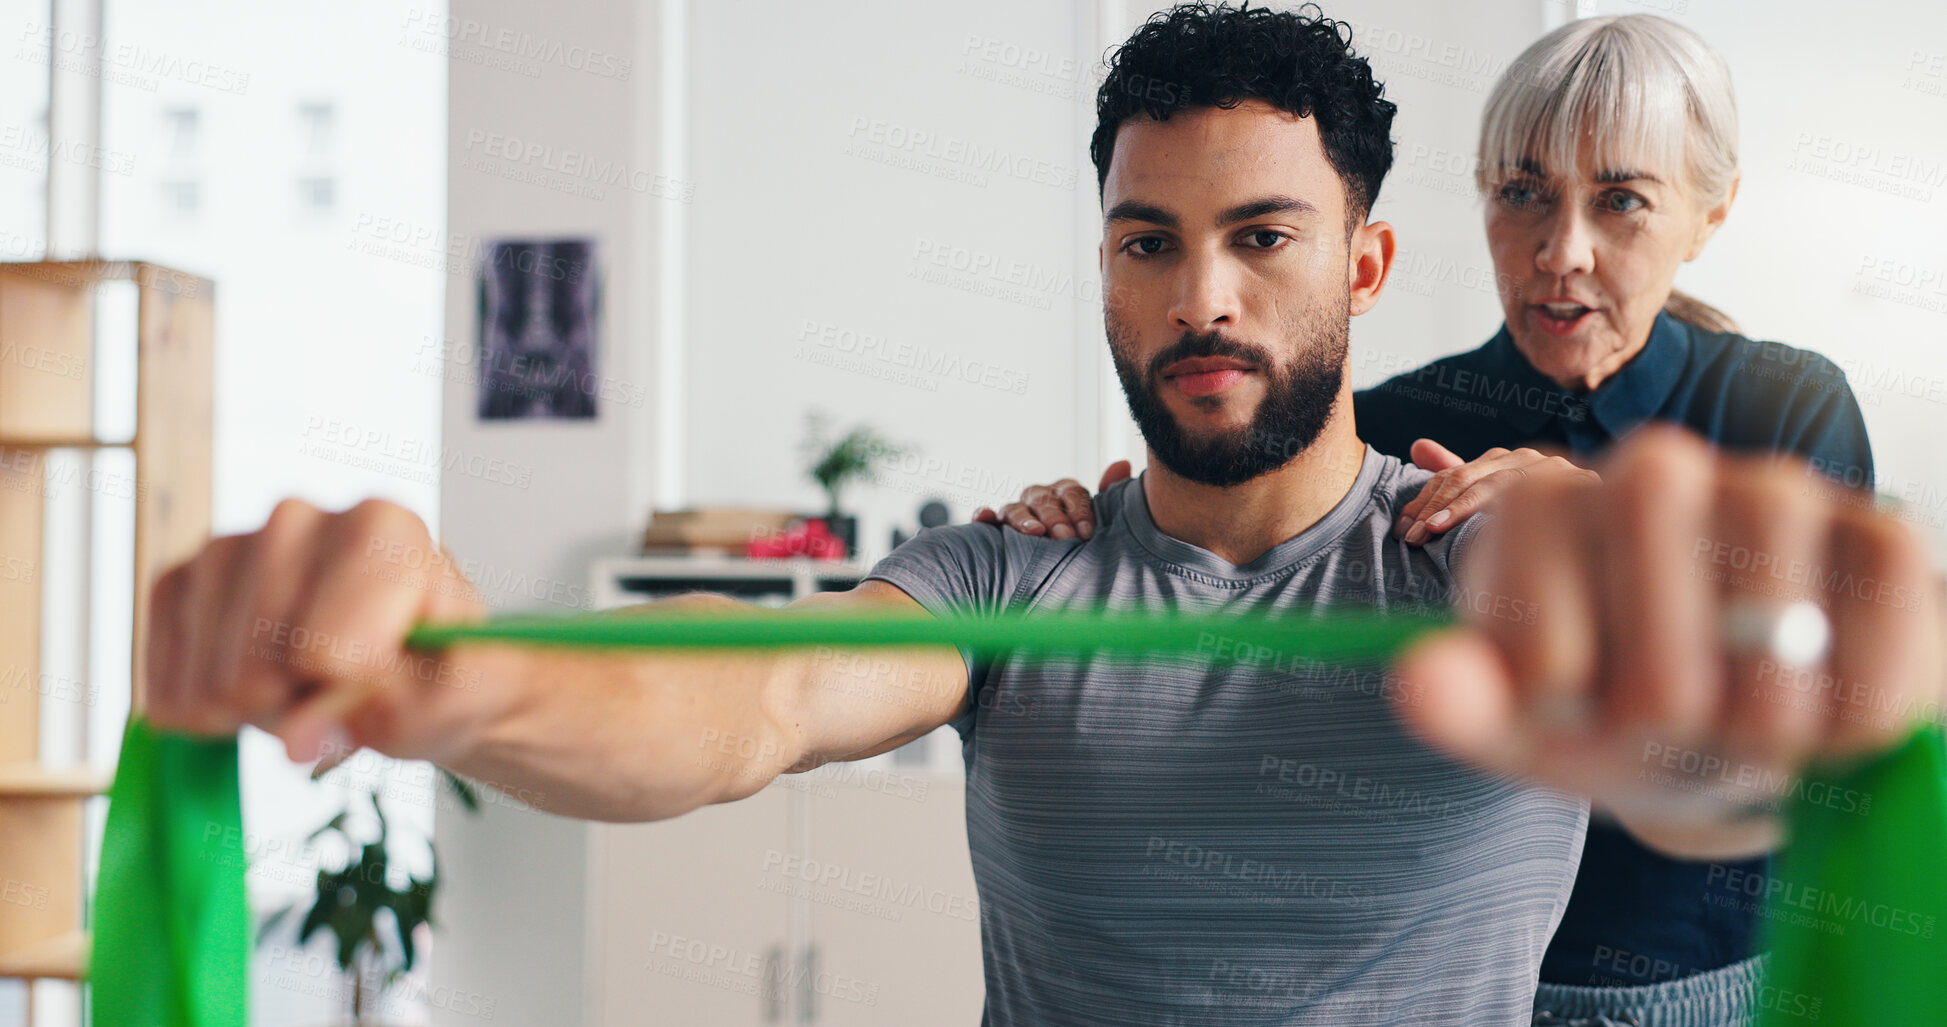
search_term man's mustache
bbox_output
[1145,332,1275,382]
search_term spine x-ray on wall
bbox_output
[476,239,601,420]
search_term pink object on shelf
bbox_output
[744,518,846,561]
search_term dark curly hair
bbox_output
[1091,3,1397,223]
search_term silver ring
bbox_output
[1723,598,1832,668]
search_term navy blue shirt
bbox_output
[1353,311,1875,987]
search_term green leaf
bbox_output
[296,892,333,947]
[396,905,417,972]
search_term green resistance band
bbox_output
[400,607,1447,659]
[92,609,1944,1025]
[93,717,250,1027]
[1755,721,1947,1025]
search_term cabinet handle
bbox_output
[763,944,784,1022]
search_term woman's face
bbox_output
[1484,141,1734,392]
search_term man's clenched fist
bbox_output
[144,498,505,764]
[1396,427,1946,849]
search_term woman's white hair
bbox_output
[1477,14,1742,331]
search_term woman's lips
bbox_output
[1531,303,1596,336]
[1167,368,1252,397]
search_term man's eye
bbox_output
[1242,229,1287,249]
[1124,237,1170,257]
[1600,190,1646,214]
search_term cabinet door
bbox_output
[590,786,798,1026]
[800,774,983,1025]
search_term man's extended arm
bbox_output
[142,499,968,822]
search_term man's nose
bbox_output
[1166,251,1242,332]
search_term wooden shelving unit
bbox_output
[0,261,213,1003]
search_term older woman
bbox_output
[981,14,1873,1027]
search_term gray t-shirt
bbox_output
[865,446,1588,1026]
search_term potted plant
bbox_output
[261,770,480,1025]
[800,412,903,558]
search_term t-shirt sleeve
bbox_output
[1417,510,1491,592]
[863,522,1024,731]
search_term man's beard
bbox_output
[1107,300,1348,488]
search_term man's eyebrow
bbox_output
[1103,195,1319,229]
[1216,195,1319,226]
[1104,200,1177,228]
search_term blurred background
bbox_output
[0,0,1941,1024]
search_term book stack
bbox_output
[639,508,799,557]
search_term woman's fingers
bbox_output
[1053,481,1095,540]
[1399,450,1597,545]
[1398,448,1510,541]
[994,480,1092,539]
[1408,438,1465,473]
[1096,460,1134,493]
[998,501,1046,535]
[1428,460,1601,540]
[986,468,1131,541]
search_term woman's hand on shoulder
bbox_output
[1395,439,1599,545]
[973,461,1133,541]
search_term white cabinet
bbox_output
[584,559,982,1025]
[589,788,795,1024]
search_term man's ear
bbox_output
[1348,219,1396,317]
[1685,173,1738,261]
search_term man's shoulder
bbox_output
[1355,450,1485,585]
[865,519,1086,614]
[1362,448,1429,518]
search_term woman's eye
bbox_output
[1599,190,1646,214]
[1497,182,1539,208]
[1241,229,1287,250]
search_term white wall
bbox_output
[434,0,659,1023]
[682,0,1099,556]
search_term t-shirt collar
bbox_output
[1119,445,1385,583]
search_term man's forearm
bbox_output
[437,634,812,823]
